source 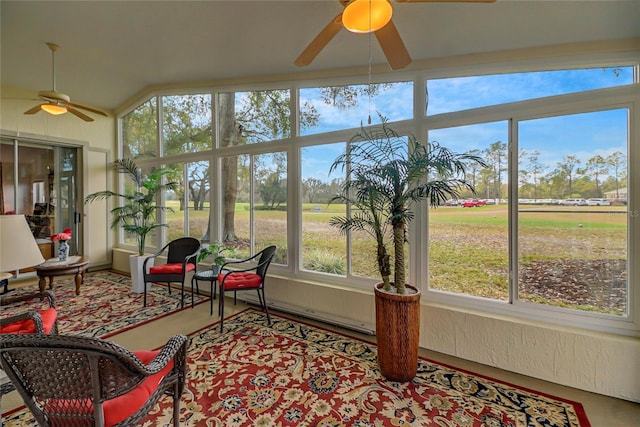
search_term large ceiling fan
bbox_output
[24,42,107,122]
[295,0,495,71]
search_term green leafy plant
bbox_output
[329,115,485,294]
[197,242,236,265]
[84,158,178,256]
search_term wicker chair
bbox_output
[0,333,188,427]
[0,290,58,335]
[217,245,277,332]
[142,237,200,308]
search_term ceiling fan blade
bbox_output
[67,101,108,117]
[395,0,495,3]
[24,104,44,115]
[294,13,344,67]
[67,107,94,122]
[375,20,411,70]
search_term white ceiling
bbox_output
[2,0,639,112]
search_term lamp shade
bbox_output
[342,0,393,34]
[41,103,67,115]
[0,215,45,273]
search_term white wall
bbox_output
[1,85,116,269]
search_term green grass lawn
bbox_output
[160,201,627,314]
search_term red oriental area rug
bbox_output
[2,269,208,338]
[137,309,588,427]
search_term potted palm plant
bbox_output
[329,115,484,381]
[84,158,178,293]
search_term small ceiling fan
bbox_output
[295,0,495,71]
[24,42,107,122]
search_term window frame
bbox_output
[117,58,640,336]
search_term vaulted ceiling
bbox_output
[2,1,639,112]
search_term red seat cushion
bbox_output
[219,272,263,290]
[149,262,195,275]
[45,350,174,427]
[0,308,58,334]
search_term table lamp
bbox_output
[0,215,46,294]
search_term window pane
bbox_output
[218,90,291,145]
[254,153,287,264]
[221,153,287,264]
[123,98,157,159]
[427,67,634,115]
[428,122,509,301]
[162,94,212,156]
[221,154,248,256]
[301,144,347,275]
[188,161,211,241]
[517,109,628,316]
[122,165,160,252]
[165,161,210,242]
[299,82,413,136]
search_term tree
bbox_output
[583,155,609,197]
[527,150,545,200]
[606,151,627,198]
[259,171,286,209]
[557,155,581,196]
[122,98,158,159]
[329,116,485,293]
[303,177,324,203]
[483,141,507,200]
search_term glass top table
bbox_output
[191,267,225,315]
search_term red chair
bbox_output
[0,333,187,427]
[0,290,58,335]
[142,237,200,308]
[217,245,276,332]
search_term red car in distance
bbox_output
[462,199,487,208]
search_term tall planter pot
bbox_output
[374,282,421,382]
[129,254,150,294]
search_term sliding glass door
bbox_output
[0,138,82,269]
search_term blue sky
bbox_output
[299,67,632,181]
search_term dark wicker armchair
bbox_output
[0,290,58,335]
[217,245,277,332]
[143,237,200,308]
[0,333,188,427]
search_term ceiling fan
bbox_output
[294,0,495,71]
[24,42,107,122]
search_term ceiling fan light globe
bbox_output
[342,0,393,34]
[41,103,67,115]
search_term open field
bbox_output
[162,202,628,315]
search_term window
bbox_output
[517,109,628,316]
[118,60,638,334]
[123,98,158,159]
[218,90,291,145]
[428,122,510,301]
[164,161,211,242]
[300,144,347,275]
[427,67,634,115]
[221,152,287,264]
[299,82,413,136]
[162,94,212,156]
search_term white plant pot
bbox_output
[129,254,151,294]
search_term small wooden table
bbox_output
[36,256,89,295]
